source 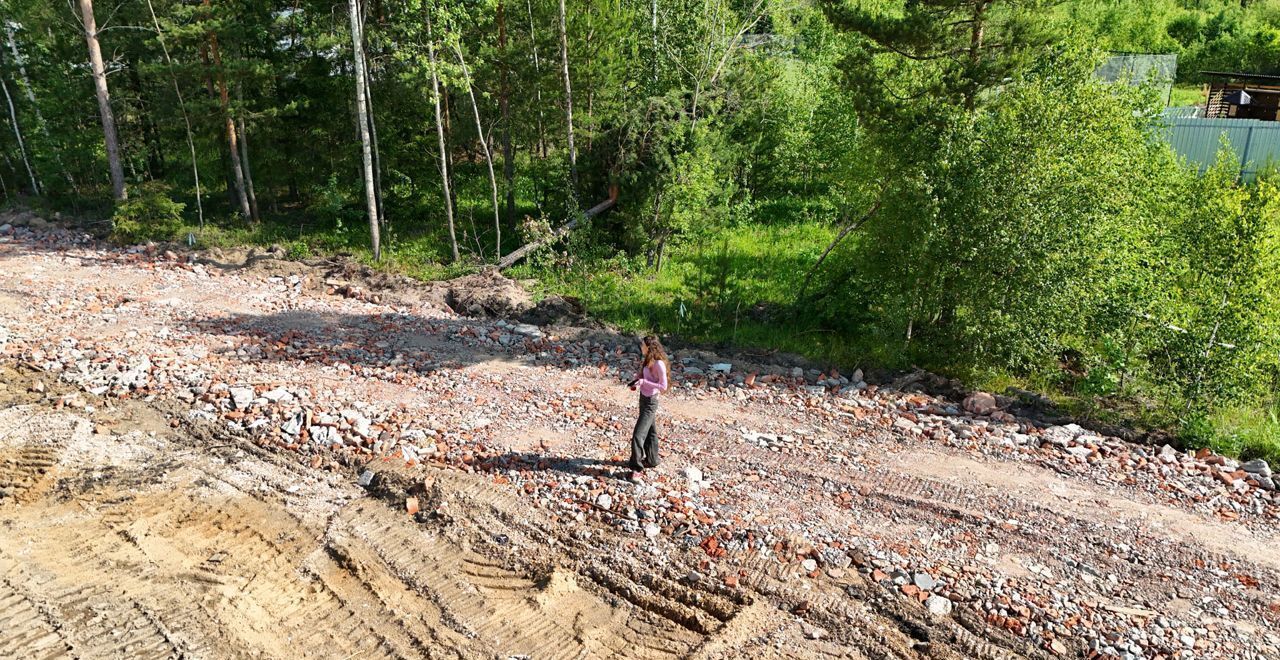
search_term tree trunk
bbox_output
[128,64,165,179]
[556,0,577,190]
[349,0,381,259]
[964,0,989,111]
[235,85,260,222]
[204,0,251,220]
[145,0,203,226]
[5,23,74,192]
[795,192,885,303]
[199,42,236,211]
[425,10,459,263]
[527,0,547,159]
[498,1,516,229]
[357,3,385,228]
[364,65,385,228]
[498,188,615,269]
[77,0,126,201]
[236,115,260,222]
[0,59,39,195]
[584,0,593,153]
[651,0,659,86]
[452,42,502,261]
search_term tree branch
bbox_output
[795,187,887,303]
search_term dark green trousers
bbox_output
[629,394,659,469]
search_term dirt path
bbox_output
[1,224,1278,659]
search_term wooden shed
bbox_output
[1204,71,1280,122]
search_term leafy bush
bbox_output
[110,182,187,244]
[285,241,311,260]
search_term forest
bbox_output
[1,0,1280,462]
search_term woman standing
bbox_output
[628,335,669,474]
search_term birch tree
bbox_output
[497,0,515,225]
[144,0,203,226]
[349,0,381,260]
[76,0,125,201]
[557,0,577,190]
[451,40,501,260]
[0,53,38,194]
[425,7,459,262]
[526,0,546,159]
[4,21,73,191]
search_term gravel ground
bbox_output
[2,214,1278,659]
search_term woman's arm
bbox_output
[638,360,668,392]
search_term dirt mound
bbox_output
[443,268,533,318]
[519,294,603,328]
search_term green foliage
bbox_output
[110,182,187,244]
[1200,404,1280,467]
[284,241,311,260]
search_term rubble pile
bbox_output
[2,224,1278,659]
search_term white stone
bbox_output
[925,595,953,616]
[262,387,293,403]
[229,387,255,409]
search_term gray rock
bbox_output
[1065,446,1093,458]
[709,363,732,373]
[925,595,953,616]
[357,470,375,487]
[280,413,304,436]
[802,559,818,572]
[643,523,660,538]
[0,224,11,234]
[309,425,342,447]
[1041,424,1083,448]
[512,323,543,338]
[1241,459,1272,478]
[597,493,613,510]
[913,572,937,591]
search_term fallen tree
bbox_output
[498,185,617,270]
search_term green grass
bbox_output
[516,220,892,368]
[1196,404,1280,467]
[1168,84,1205,108]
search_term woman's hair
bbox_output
[641,335,668,367]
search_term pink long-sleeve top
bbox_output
[636,360,669,397]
